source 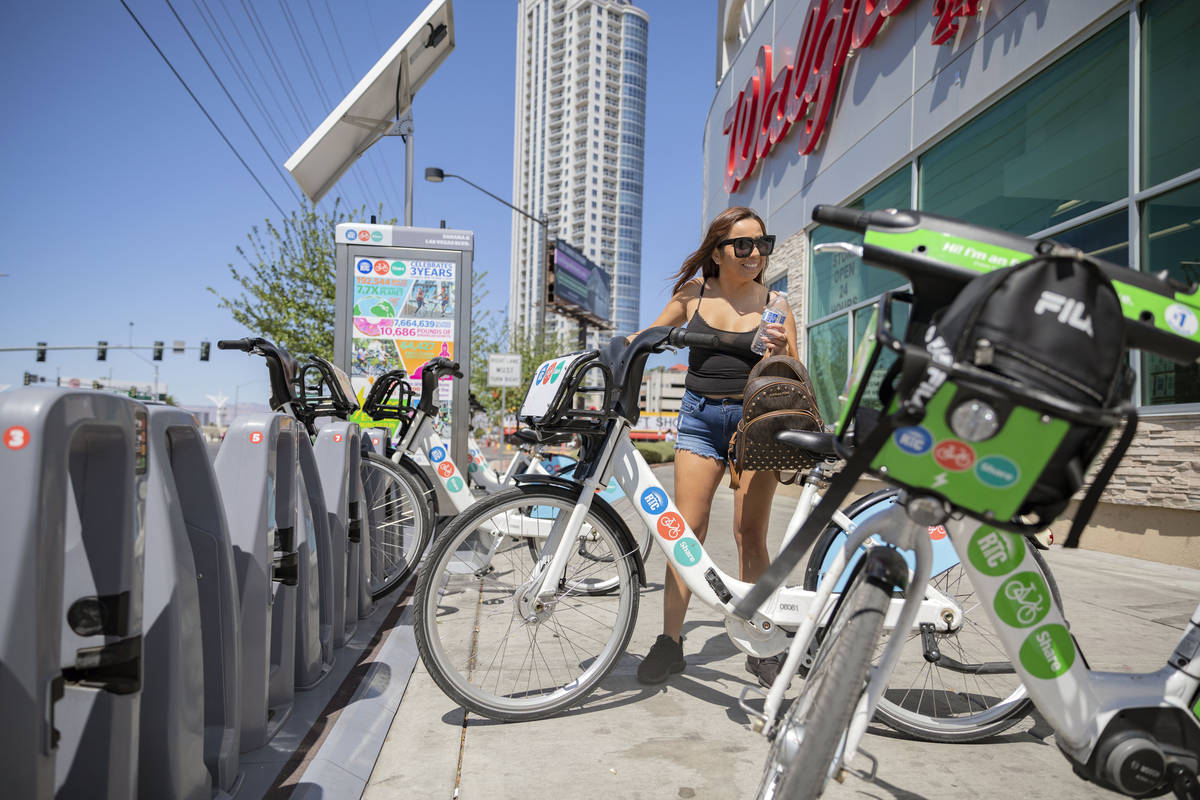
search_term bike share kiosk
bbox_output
[214,412,300,751]
[0,388,146,799]
[333,223,474,481]
[140,406,243,799]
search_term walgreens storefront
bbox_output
[704,0,1200,565]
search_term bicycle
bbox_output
[741,205,1200,799]
[216,337,432,598]
[407,329,1057,730]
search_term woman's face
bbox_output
[712,217,767,283]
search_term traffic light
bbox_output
[36,342,46,362]
[199,340,210,361]
[153,341,164,361]
[23,371,31,385]
[97,341,107,361]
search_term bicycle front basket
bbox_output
[519,350,610,432]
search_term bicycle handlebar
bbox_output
[217,338,255,352]
[667,328,721,351]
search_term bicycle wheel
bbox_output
[759,558,892,800]
[360,452,434,599]
[413,484,640,721]
[803,490,1063,742]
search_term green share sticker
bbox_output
[1019,624,1075,679]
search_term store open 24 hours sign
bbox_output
[721,0,980,193]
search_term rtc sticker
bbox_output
[894,426,933,456]
[346,229,359,241]
[249,431,264,444]
[1165,303,1199,337]
[639,487,668,515]
[428,446,446,463]
[390,261,406,275]
[437,462,455,478]
[4,425,30,450]
[1019,624,1075,679]
[656,511,685,540]
[446,476,464,492]
[967,526,1025,576]
[975,455,1020,488]
[356,258,373,274]
[673,537,702,567]
[534,364,549,384]
[373,260,389,275]
[933,440,975,471]
[994,571,1052,628]
[333,433,343,443]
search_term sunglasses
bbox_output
[718,235,776,257]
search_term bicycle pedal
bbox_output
[737,685,768,732]
[839,747,878,784]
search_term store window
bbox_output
[1141,180,1200,406]
[919,20,1127,235]
[807,168,910,418]
[1142,0,1200,188]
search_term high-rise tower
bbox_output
[510,0,648,343]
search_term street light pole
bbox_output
[425,166,549,342]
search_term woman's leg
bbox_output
[733,468,778,583]
[662,448,726,640]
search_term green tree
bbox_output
[209,199,388,356]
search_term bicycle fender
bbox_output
[802,488,901,591]
[863,546,909,593]
[511,474,647,586]
[400,453,439,515]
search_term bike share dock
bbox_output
[365,460,1200,800]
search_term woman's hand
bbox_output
[761,322,788,356]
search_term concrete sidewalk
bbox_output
[363,463,1200,800]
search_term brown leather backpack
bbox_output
[728,355,824,486]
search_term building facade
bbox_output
[510,0,649,343]
[707,0,1200,567]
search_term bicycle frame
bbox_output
[831,511,1200,784]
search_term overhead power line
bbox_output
[118,0,289,218]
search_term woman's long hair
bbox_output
[669,206,768,295]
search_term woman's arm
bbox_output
[627,280,699,341]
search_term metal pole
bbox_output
[404,126,414,226]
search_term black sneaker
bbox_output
[746,654,785,689]
[637,634,685,684]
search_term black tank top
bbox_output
[684,279,763,397]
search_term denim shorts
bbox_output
[674,389,743,463]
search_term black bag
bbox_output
[914,249,1130,520]
[728,355,824,485]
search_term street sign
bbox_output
[487,354,522,387]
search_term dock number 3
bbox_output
[4,426,30,450]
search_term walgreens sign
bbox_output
[723,0,940,193]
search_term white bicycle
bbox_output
[409,327,1056,732]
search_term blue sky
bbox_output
[0,0,716,408]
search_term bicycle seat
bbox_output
[775,429,837,458]
[513,428,574,446]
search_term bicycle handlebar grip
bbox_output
[668,328,720,350]
[217,338,253,352]
[812,205,919,232]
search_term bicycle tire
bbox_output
[360,453,434,599]
[413,484,639,721]
[759,559,892,800]
[803,491,1063,743]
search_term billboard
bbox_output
[547,239,612,329]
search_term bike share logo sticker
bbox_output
[446,476,464,492]
[437,462,455,478]
[640,487,668,515]
[373,260,389,275]
[358,230,370,242]
[933,440,975,471]
[428,446,446,463]
[356,258,373,274]
[975,455,1020,488]
[541,360,558,385]
[391,261,406,276]
[967,526,1024,576]
[1019,624,1075,679]
[656,511,685,540]
[1165,303,1199,337]
[674,537,702,567]
[994,571,1051,628]
[249,431,264,444]
[894,426,933,456]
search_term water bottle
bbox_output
[751,292,790,355]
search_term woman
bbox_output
[636,206,798,688]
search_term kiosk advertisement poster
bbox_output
[333,224,473,468]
